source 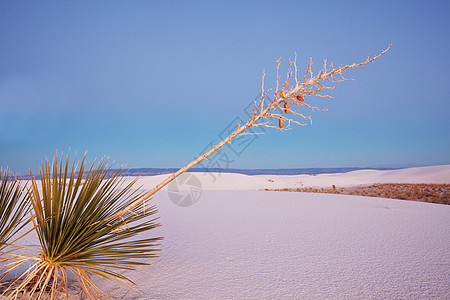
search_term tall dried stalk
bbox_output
[112,45,391,219]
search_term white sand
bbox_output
[97,191,449,299]
[95,165,450,299]
[11,165,450,299]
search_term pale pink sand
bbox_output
[97,191,449,299]
[12,165,450,299]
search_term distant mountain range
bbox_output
[18,167,400,180]
[123,167,399,176]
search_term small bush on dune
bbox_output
[269,183,450,205]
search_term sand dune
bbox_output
[133,164,450,191]
[97,190,450,299]
[101,165,450,299]
[10,165,450,299]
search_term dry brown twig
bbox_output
[111,45,391,220]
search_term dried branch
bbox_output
[111,45,391,219]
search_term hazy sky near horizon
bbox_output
[1,0,449,174]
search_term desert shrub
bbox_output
[266,183,450,205]
[4,154,161,299]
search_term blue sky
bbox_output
[1,0,449,175]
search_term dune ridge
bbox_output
[132,164,450,191]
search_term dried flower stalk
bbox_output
[111,45,391,219]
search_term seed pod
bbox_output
[279,90,286,98]
[296,94,304,101]
[278,117,284,128]
[283,101,290,114]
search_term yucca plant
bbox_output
[0,168,30,253]
[1,46,390,299]
[7,154,161,299]
[0,168,30,294]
